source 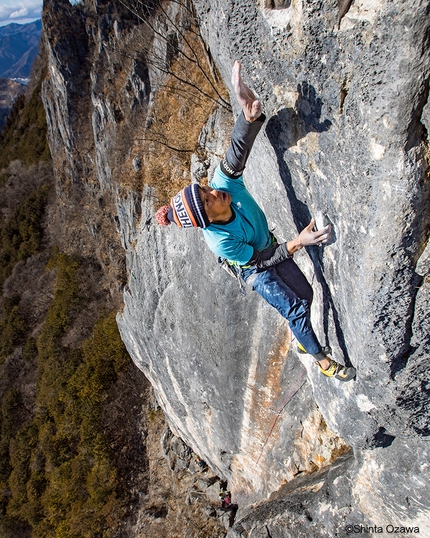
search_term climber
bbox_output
[155,61,355,382]
[195,456,207,469]
[220,491,238,511]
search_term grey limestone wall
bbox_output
[119,0,430,527]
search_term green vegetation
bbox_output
[0,64,52,293]
[0,52,136,536]
[0,180,51,290]
[0,250,130,537]
[0,295,28,361]
[0,78,51,170]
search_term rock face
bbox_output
[0,78,25,127]
[40,0,429,534]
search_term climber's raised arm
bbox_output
[231,61,262,123]
[220,61,265,180]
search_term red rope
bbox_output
[255,367,307,466]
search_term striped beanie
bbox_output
[155,184,210,229]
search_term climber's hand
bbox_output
[287,219,331,254]
[299,219,331,246]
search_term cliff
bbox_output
[40,0,429,534]
[0,78,25,127]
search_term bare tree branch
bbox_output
[135,137,194,153]
[116,0,231,109]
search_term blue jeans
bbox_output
[242,258,322,355]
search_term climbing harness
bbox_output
[217,258,264,295]
[218,257,248,296]
[217,233,278,296]
[255,367,308,466]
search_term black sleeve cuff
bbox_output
[248,241,292,269]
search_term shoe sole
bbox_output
[335,366,356,382]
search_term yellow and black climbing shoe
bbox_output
[316,359,356,382]
[297,342,307,354]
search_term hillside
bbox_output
[0,35,227,538]
[0,20,43,127]
[42,0,430,534]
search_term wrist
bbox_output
[286,238,303,255]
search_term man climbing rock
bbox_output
[156,61,355,382]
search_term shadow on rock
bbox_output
[371,427,396,448]
[265,81,332,228]
[267,82,332,153]
[266,84,353,366]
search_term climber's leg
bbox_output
[251,266,322,356]
[274,258,314,305]
[258,260,356,381]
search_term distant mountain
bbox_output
[0,20,42,79]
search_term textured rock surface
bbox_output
[119,0,430,525]
[226,439,430,537]
[0,78,26,127]
[120,2,428,498]
[40,0,430,533]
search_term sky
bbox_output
[0,0,42,27]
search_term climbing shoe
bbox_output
[316,359,356,382]
[296,343,354,381]
[297,342,307,354]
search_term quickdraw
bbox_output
[218,257,248,296]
